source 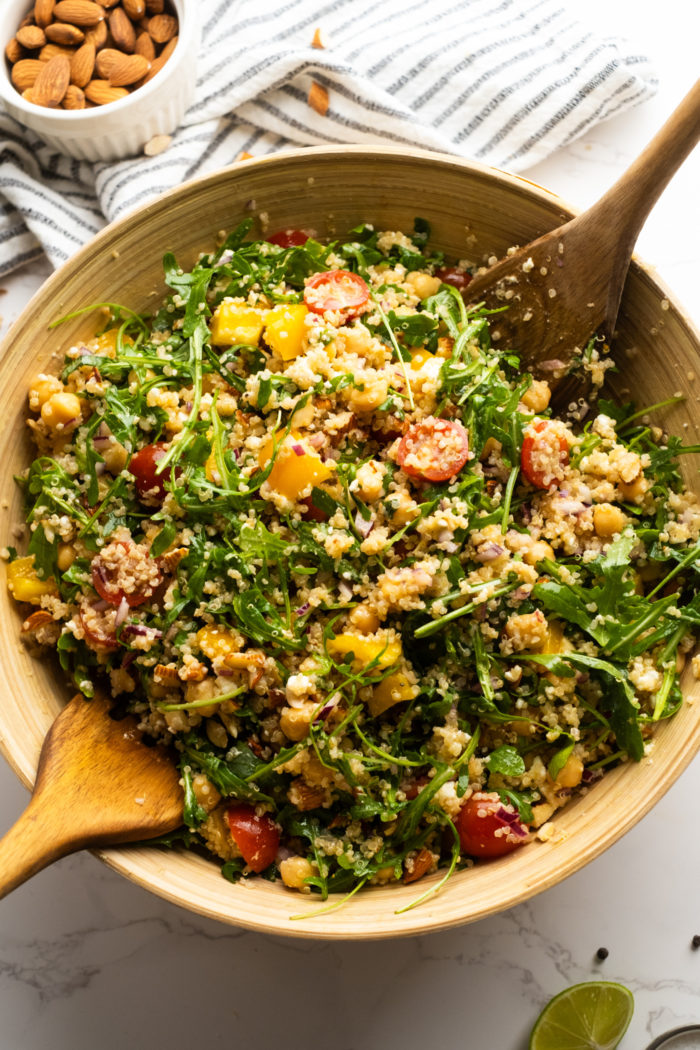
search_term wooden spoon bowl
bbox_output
[0,147,699,937]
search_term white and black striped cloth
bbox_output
[0,0,656,277]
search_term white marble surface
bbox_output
[1,3,699,1048]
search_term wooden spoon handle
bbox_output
[586,78,700,253]
[0,793,77,899]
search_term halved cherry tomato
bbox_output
[304,269,370,318]
[91,541,158,608]
[521,419,569,490]
[267,229,311,248]
[456,792,529,858]
[435,266,472,293]
[397,417,469,483]
[226,803,280,873]
[79,598,119,651]
[129,442,178,504]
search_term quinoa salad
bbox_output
[8,218,700,912]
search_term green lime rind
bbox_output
[529,981,634,1050]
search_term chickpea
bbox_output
[279,702,315,741]
[191,773,221,813]
[41,391,82,431]
[522,539,555,567]
[552,753,584,789]
[593,503,626,538]
[618,474,649,503]
[480,436,502,461]
[102,438,128,475]
[520,379,551,413]
[348,375,389,414]
[206,718,229,750]
[348,604,380,634]
[29,374,63,412]
[184,679,218,718]
[279,855,314,890]
[57,543,75,572]
[405,271,441,300]
[353,460,385,503]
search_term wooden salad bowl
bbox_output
[0,146,699,939]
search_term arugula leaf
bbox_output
[183,744,272,803]
[487,745,525,777]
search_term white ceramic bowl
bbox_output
[0,0,199,161]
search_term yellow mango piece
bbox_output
[327,632,402,673]
[543,620,566,654]
[259,432,333,501]
[197,624,240,661]
[369,671,418,717]
[205,449,221,484]
[211,303,266,347]
[6,556,57,604]
[263,304,309,361]
[93,329,134,358]
[410,347,434,371]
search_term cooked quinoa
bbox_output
[9,218,700,908]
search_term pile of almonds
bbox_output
[5,0,179,110]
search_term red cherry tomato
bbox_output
[267,229,311,248]
[91,541,158,608]
[304,270,370,318]
[397,417,470,483]
[226,803,280,873]
[129,442,176,504]
[435,266,472,293]
[301,497,328,523]
[456,792,529,859]
[79,598,119,651]
[521,419,569,490]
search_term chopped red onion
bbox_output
[355,510,374,538]
[122,624,163,639]
[496,806,528,837]
[115,596,130,628]
[292,443,305,457]
[476,542,505,562]
[539,359,567,372]
[338,580,353,601]
[296,602,311,616]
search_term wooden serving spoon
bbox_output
[0,692,183,898]
[465,78,700,402]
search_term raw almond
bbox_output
[40,43,75,60]
[62,83,86,108]
[84,78,129,104]
[94,46,124,77]
[108,52,149,86]
[123,0,146,18]
[143,133,171,156]
[46,22,86,45]
[5,38,24,64]
[145,0,164,12]
[159,34,177,61]
[16,25,47,50]
[96,0,120,6]
[53,1,105,25]
[34,0,56,28]
[308,80,329,116]
[11,59,44,91]
[84,19,107,48]
[134,30,155,60]
[147,13,177,43]
[70,41,95,86]
[32,53,71,107]
[109,7,136,52]
[137,50,165,85]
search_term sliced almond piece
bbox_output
[95,46,124,78]
[46,22,86,45]
[123,0,146,18]
[308,80,329,116]
[108,52,149,86]
[53,1,105,25]
[11,59,44,91]
[84,19,108,49]
[62,83,86,108]
[32,53,71,107]
[108,7,136,52]
[311,27,326,49]
[5,38,24,64]
[134,30,155,60]
[147,13,177,43]
[39,43,75,60]
[84,78,129,104]
[70,40,95,86]
[34,0,56,28]
[143,133,171,156]
[16,25,47,50]
[237,151,253,161]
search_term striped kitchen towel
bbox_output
[0,0,657,277]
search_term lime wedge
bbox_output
[529,981,634,1050]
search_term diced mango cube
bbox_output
[196,624,240,661]
[259,432,333,501]
[93,329,133,358]
[327,632,402,673]
[369,671,418,717]
[210,303,266,347]
[263,304,309,361]
[6,556,57,604]
[410,347,434,371]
